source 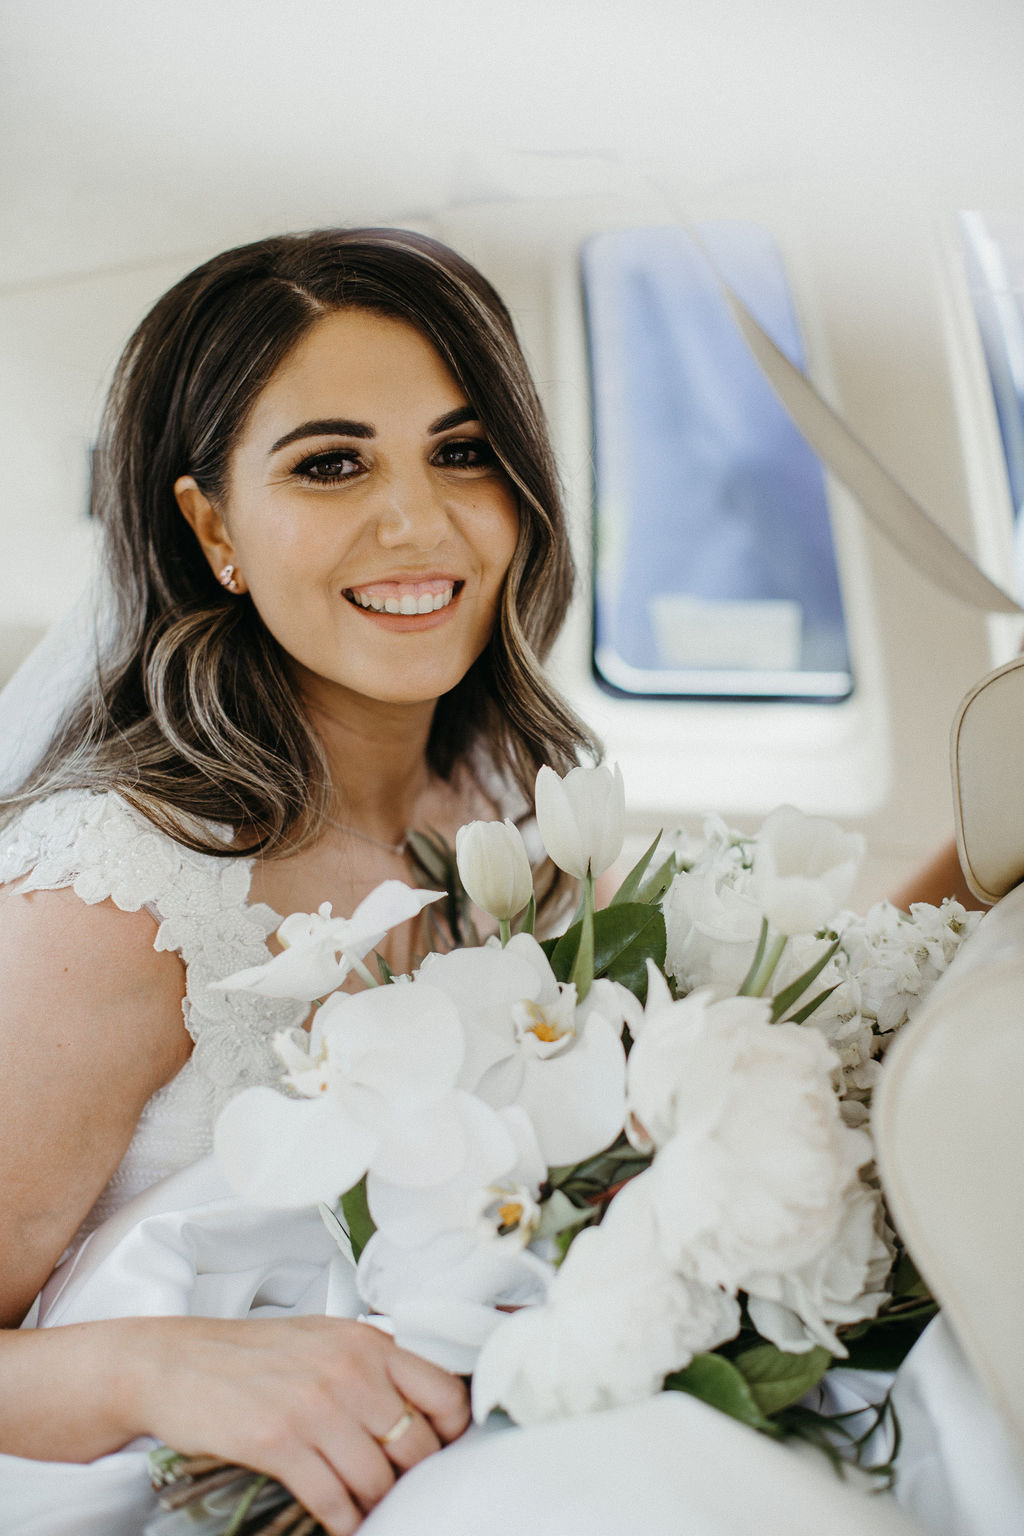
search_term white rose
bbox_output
[746,1179,896,1355]
[628,973,872,1289]
[662,868,763,994]
[472,1176,739,1425]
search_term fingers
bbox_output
[371,1399,442,1472]
[261,1445,367,1536]
[265,1425,397,1532]
[385,1345,471,1446]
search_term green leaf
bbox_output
[405,827,451,886]
[551,903,666,1000]
[788,984,840,1024]
[518,892,536,936]
[610,831,663,905]
[597,906,666,999]
[375,951,395,985]
[769,938,841,1022]
[535,1189,596,1242]
[733,1343,832,1415]
[339,1175,376,1263]
[891,1250,931,1302]
[839,1313,937,1371]
[738,918,770,996]
[636,853,678,906]
[664,1354,778,1434]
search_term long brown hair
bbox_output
[5,229,595,863]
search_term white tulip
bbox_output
[751,805,865,937]
[534,763,625,880]
[455,819,534,921]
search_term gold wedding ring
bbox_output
[376,1403,415,1448]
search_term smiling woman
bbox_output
[9,230,591,857]
[0,229,595,1535]
[173,308,519,717]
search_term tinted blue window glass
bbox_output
[582,224,852,699]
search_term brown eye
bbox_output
[434,438,498,469]
[293,451,362,483]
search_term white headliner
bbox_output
[3,0,1024,291]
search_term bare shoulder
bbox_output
[0,882,189,1322]
[0,882,188,1045]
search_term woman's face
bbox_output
[176,308,519,715]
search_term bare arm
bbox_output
[0,884,468,1534]
[0,883,192,1323]
[889,836,986,913]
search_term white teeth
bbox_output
[346,584,456,614]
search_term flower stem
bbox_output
[570,872,595,1003]
[744,933,789,997]
[499,917,511,947]
[345,952,379,989]
[223,1475,269,1536]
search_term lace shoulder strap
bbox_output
[0,791,304,1085]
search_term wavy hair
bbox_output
[6,229,595,868]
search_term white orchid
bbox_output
[534,762,625,880]
[214,980,466,1206]
[212,882,444,1001]
[418,933,632,1165]
[455,818,534,924]
[751,805,864,936]
[357,1224,552,1375]
[366,1099,546,1252]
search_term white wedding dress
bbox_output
[0,787,1008,1536]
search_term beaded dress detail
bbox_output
[0,790,307,1242]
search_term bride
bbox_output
[0,227,595,1534]
[0,226,929,1536]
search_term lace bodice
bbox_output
[0,790,307,1240]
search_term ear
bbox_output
[174,475,249,593]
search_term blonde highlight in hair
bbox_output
[4,229,596,885]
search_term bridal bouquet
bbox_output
[150,766,979,1528]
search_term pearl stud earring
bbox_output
[217,564,240,593]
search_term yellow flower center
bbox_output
[519,997,574,1044]
[497,1200,525,1233]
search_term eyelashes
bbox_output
[291,450,361,485]
[288,437,500,487]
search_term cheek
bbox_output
[487,496,521,589]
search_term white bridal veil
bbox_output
[0,565,115,795]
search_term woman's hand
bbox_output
[129,1315,470,1535]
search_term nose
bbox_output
[375,467,452,551]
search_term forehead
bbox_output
[243,308,467,442]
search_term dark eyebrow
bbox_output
[269,405,479,456]
[270,418,375,453]
[428,405,478,435]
